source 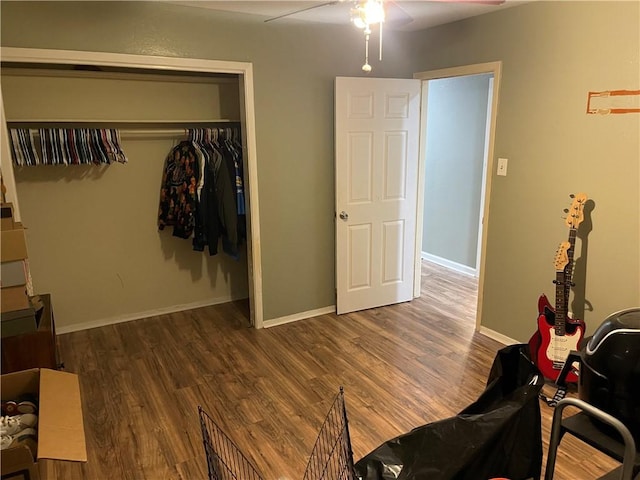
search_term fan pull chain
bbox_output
[379,20,383,61]
[362,29,371,72]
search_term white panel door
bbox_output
[335,77,421,314]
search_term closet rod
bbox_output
[116,128,240,139]
[21,129,243,140]
[7,120,240,127]
[7,121,242,139]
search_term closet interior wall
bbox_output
[1,65,250,332]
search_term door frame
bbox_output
[0,46,264,328]
[414,61,502,331]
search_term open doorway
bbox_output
[421,73,493,277]
[414,62,501,331]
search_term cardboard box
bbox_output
[0,369,87,480]
[1,260,27,288]
[1,285,30,312]
[1,203,15,231]
[1,225,28,262]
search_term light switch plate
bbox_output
[497,158,508,176]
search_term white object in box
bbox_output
[0,368,87,480]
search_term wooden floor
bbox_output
[55,261,619,479]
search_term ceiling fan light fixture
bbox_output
[350,0,385,29]
[350,10,367,29]
[362,0,385,25]
[349,0,386,74]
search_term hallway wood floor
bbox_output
[55,261,618,479]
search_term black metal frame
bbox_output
[198,405,264,480]
[545,398,640,480]
[302,387,356,480]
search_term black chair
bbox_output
[303,387,357,480]
[545,398,640,480]
[198,405,264,480]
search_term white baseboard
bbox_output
[263,306,336,328]
[478,326,519,345]
[56,295,243,334]
[421,252,477,277]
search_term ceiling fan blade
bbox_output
[264,1,340,23]
[385,0,414,29]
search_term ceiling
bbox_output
[169,0,526,32]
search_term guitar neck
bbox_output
[563,228,577,310]
[555,269,566,336]
[551,193,586,342]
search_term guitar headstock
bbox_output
[554,241,570,271]
[565,193,588,230]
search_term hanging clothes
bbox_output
[225,128,245,216]
[229,129,247,244]
[157,141,201,239]
[191,130,222,256]
[217,131,241,259]
[158,127,246,258]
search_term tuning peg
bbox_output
[563,208,569,214]
[570,193,575,198]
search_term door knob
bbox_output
[339,211,349,220]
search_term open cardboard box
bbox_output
[1,369,87,480]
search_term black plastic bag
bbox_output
[354,344,544,480]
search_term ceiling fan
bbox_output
[265,0,408,28]
[265,0,505,72]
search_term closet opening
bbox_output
[0,47,263,333]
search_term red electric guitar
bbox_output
[529,194,587,383]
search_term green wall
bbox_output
[2,1,638,339]
[409,1,640,340]
[0,1,416,324]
